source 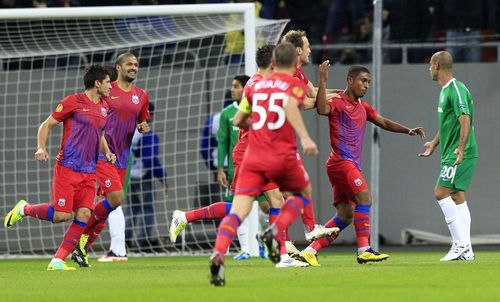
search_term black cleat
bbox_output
[71,252,90,268]
[209,253,225,287]
[258,228,281,264]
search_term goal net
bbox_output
[0,4,288,257]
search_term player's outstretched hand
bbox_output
[409,127,425,139]
[453,148,464,165]
[137,121,150,133]
[418,141,434,157]
[301,137,319,156]
[34,148,49,162]
[106,152,117,165]
[319,60,330,83]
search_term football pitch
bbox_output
[1,250,499,302]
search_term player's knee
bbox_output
[434,186,449,200]
[107,191,125,207]
[259,202,270,214]
[354,190,372,205]
[74,208,91,222]
[52,211,71,223]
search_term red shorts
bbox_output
[235,152,309,196]
[52,162,96,213]
[232,161,279,193]
[96,161,127,196]
[326,158,368,205]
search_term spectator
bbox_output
[125,102,168,252]
[439,0,484,63]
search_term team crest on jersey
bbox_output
[58,198,66,206]
[354,178,363,186]
[55,104,63,112]
[105,179,112,187]
[292,86,304,98]
[132,95,139,104]
[101,107,107,117]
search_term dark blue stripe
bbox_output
[355,204,371,214]
[269,207,280,216]
[228,213,241,225]
[64,239,77,247]
[73,219,87,227]
[102,199,115,212]
[218,229,235,239]
[224,202,232,215]
[47,206,54,223]
[333,216,349,230]
[294,195,310,207]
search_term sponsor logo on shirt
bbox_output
[55,104,63,112]
[292,86,304,98]
[101,107,107,117]
[132,95,139,104]
[110,96,119,99]
[354,178,363,186]
[83,108,90,112]
[58,198,66,207]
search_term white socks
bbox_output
[108,206,127,256]
[438,197,466,245]
[237,217,250,253]
[457,201,472,248]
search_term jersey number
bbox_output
[252,92,286,130]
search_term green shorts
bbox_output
[436,158,477,192]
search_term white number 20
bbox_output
[252,92,286,130]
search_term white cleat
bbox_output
[461,247,475,261]
[440,242,470,261]
[304,224,340,242]
[285,241,301,258]
[275,257,309,268]
[169,210,187,243]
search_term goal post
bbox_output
[0,4,288,258]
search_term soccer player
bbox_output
[217,74,258,260]
[300,61,425,266]
[209,42,322,286]
[3,65,114,271]
[73,53,150,265]
[280,29,340,244]
[419,51,477,261]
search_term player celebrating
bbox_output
[419,51,477,261]
[209,42,324,286]
[72,53,150,266]
[4,65,114,271]
[300,62,425,266]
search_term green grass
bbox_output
[1,251,500,302]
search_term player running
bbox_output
[209,42,328,286]
[72,53,150,266]
[4,65,114,270]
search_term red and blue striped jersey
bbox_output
[52,92,108,173]
[99,81,150,169]
[327,92,378,170]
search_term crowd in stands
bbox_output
[2,0,500,63]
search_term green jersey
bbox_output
[438,78,478,162]
[217,101,240,175]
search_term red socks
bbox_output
[185,201,231,222]
[213,213,241,259]
[54,219,87,260]
[23,203,54,222]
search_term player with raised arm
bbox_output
[72,53,150,266]
[209,42,326,286]
[419,51,478,261]
[300,61,425,266]
[4,65,114,270]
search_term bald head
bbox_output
[431,51,453,71]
